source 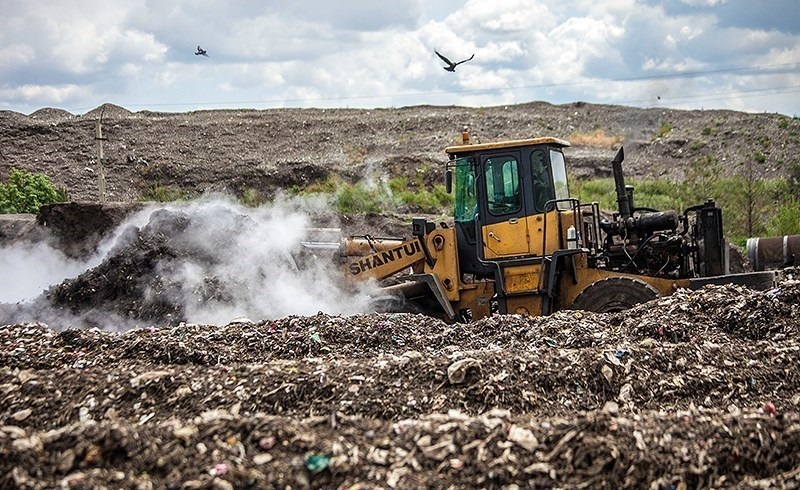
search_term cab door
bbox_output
[480,152,531,258]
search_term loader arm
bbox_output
[344,236,427,281]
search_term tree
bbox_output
[684,155,720,204]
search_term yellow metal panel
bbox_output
[345,239,425,281]
[527,210,577,256]
[502,264,542,294]
[446,137,570,155]
[506,295,544,317]
[424,228,462,302]
[342,237,405,256]
[455,282,494,320]
[482,218,530,258]
[480,209,580,259]
[555,262,690,311]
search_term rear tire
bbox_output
[569,277,660,313]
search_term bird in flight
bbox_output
[435,50,474,72]
[195,46,209,57]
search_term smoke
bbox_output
[0,194,382,330]
[0,242,98,303]
[161,195,376,324]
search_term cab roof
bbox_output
[445,136,570,156]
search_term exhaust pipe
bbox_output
[611,147,632,219]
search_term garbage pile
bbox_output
[2,202,382,329]
[1,279,799,488]
[43,206,262,325]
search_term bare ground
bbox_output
[1,102,798,203]
[2,277,799,489]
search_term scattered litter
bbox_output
[0,278,798,488]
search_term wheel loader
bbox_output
[318,133,778,322]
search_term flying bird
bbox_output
[435,50,474,72]
[195,46,208,57]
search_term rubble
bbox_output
[1,280,799,488]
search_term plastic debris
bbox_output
[304,453,331,474]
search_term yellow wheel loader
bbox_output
[329,134,778,322]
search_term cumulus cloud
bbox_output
[0,0,797,115]
[0,84,93,105]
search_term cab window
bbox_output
[531,150,555,212]
[484,156,521,215]
[550,149,570,210]
[453,157,477,223]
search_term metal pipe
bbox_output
[611,147,631,219]
[746,234,800,271]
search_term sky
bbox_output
[1,0,799,116]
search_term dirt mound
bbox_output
[36,202,144,258]
[1,280,799,488]
[43,205,259,326]
[27,107,75,121]
[0,214,39,244]
[2,100,799,488]
[2,102,797,203]
[82,103,133,119]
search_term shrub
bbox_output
[655,121,672,139]
[630,179,683,211]
[575,178,615,210]
[239,188,263,207]
[388,177,453,213]
[765,198,800,236]
[336,183,383,214]
[142,183,195,202]
[789,161,800,191]
[0,169,67,214]
[293,175,453,215]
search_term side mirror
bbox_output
[445,170,453,193]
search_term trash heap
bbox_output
[1,278,799,489]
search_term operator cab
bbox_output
[445,136,571,276]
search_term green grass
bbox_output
[655,121,672,140]
[336,183,384,214]
[293,175,453,215]
[573,173,800,243]
[142,183,195,202]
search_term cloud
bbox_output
[0,83,93,106]
[0,0,798,115]
[0,43,35,69]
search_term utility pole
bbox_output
[95,108,107,203]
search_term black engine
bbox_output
[589,148,727,279]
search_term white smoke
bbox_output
[163,195,376,324]
[0,194,382,330]
[0,241,98,303]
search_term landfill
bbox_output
[1,270,799,489]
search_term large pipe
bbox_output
[611,147,632,219]
[746,234,800,271]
